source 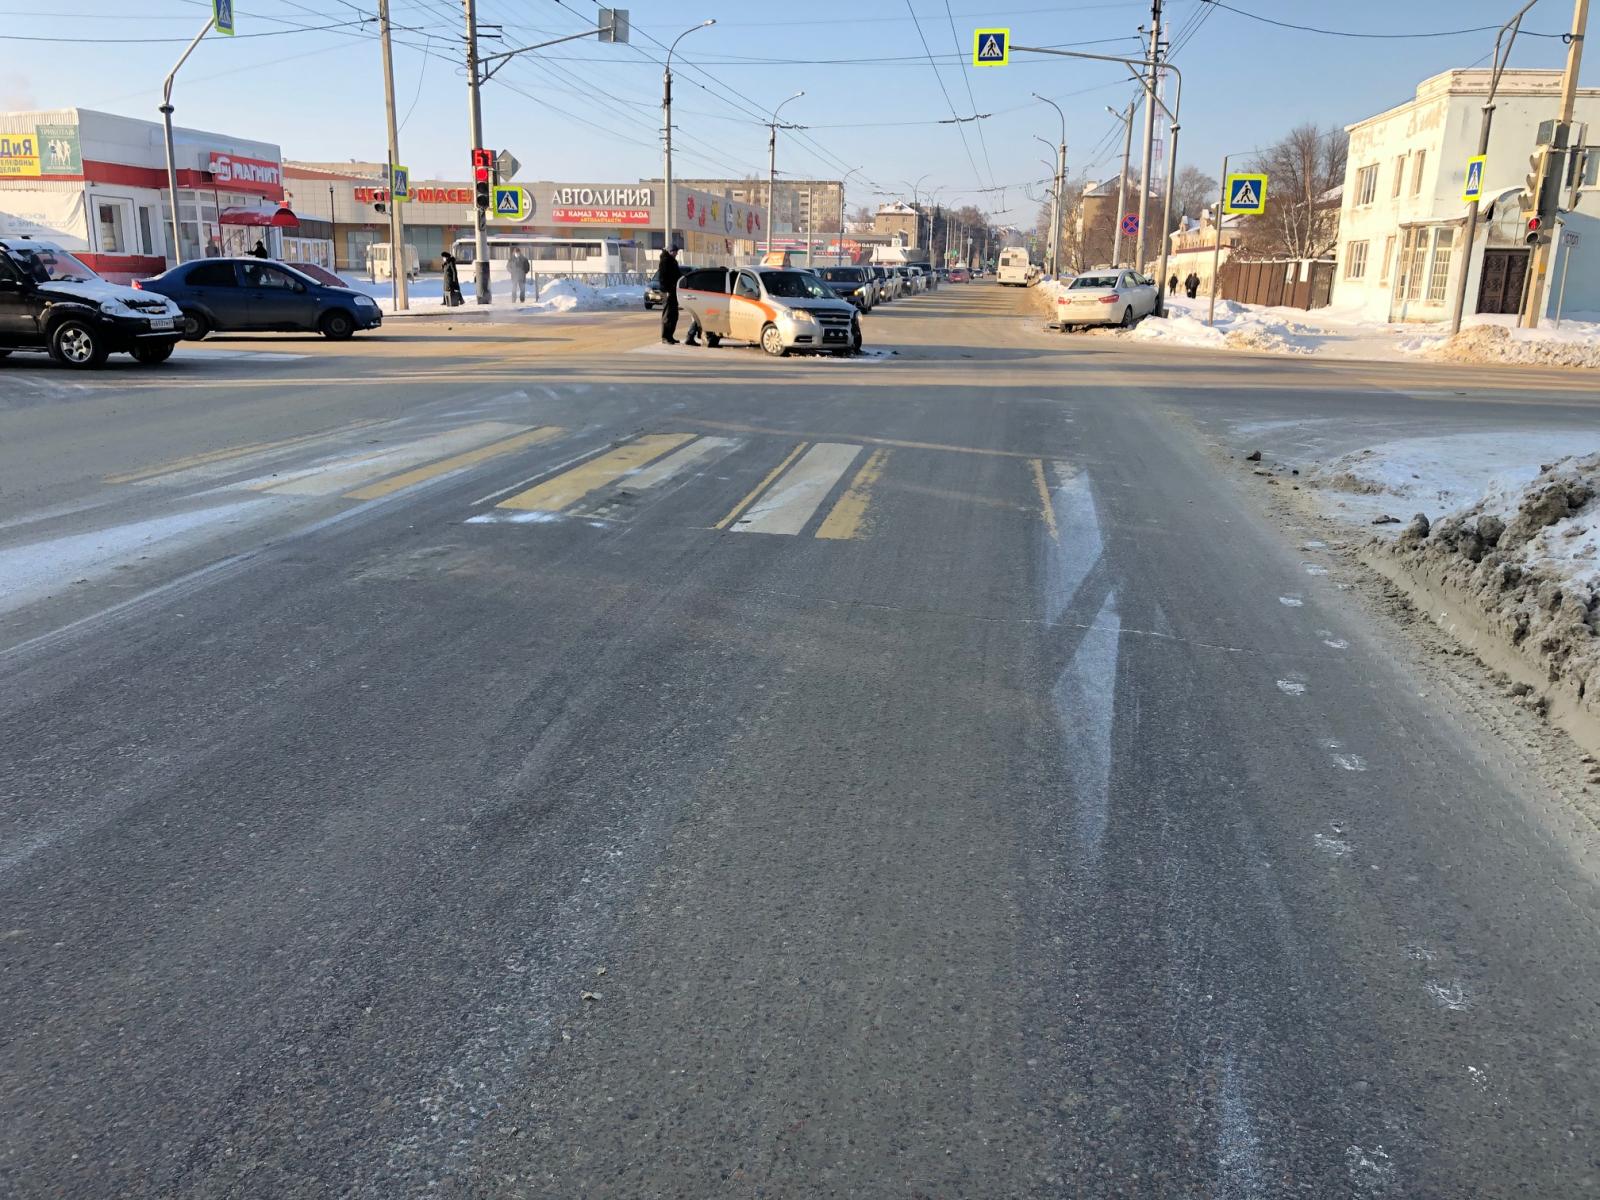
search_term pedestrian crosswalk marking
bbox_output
[249,421,528,497]
[344,426,565,500]
[815,449,889,540]
[731,442,862,536]
[589,436,742,518]
[497,433,694,512]
[109,419,389,486]
[715,442,809,530]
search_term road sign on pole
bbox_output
[1223,172,1268,215]
[491,184,530,220]
[972,28,1009,66]
[213,0,235,35]
[1120,212,1139,236]
[496,149,521,181]
[1462,154,1486,203]
[389,164,411,202]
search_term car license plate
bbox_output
[149,317,175,330]
[823,330,847,342]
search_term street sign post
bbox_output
[496,149,521,182]
[972,28,1009,66]
[389,164,410,202]
[1120,213,1139,237]
[1555,226,1581,328]
[491,184,530,220]
[1461,154,1486,203]
[212,0,234,35]
[1222,172,1268,215]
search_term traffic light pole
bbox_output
[463,0,490,304]
[1522,0,1589,329]
[1447,1,1537,335]
[1135,0,1162,272]
[379,0,408,311]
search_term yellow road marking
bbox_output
[816,448,890,540]
[103,418,387,485]
[714,442,808,530]
[498,433,695,512]
[1030,458,1059,543]
[344,426,565,500]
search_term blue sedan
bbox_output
[135,258,383,340]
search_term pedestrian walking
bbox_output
[1185,272,1201,299]
[250,239,269,259]
[658,242,683,344]
[508,247,530,304]
[441,251,464,308]
[1168,273,1179,295]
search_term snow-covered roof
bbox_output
[876,200,918,214]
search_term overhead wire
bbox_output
[902,0,986,197]
[1197,0,1563,40]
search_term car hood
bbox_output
[778,297,855,314]
[41,278,170,307]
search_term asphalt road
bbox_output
[3,287,1599,1198]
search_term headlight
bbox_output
[99,300,125,314]
[790,309,818,324]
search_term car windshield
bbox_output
[1071,275,1120,289]
[4,245,99,283]
[819,268,862,282]
[763,271,832,299]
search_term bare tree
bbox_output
[847,205,875,230]
[1170,165,1217,231]
[1240,124,1348,258]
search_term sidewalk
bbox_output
[355,274,646,321]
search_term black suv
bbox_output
[0,238,184,368]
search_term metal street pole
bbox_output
[1208,153,1231,325]
[1448,0,1539,334]
[378,0,408,311]
[159,15,214,267]
[463,0,490,303]
[840,166,863,266]
[1135,0,1163,271]
[663,20,715,262]
[1033,93,1066,278]
[1522,0,1589,328]
[1109,99,1137,266]
[766,91,804,256]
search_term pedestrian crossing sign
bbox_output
[1462,154,1486,203]
[491,185,529,220]
[1223,172,1268,215]
[389,164,410,202]
[973,28,1009,66]
[212,0,234,35]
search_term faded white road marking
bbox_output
[733,442,860,535]
[1316,629,1349,649]
[1056,590,1120,864]
[250,421,529,496]
[1303,562,1329,576]
[1314,832,1353,857]
[1276,679,1307,695]
[1279,595,1303,607]
[1425,980,1472,1011]
[617,436,741,494]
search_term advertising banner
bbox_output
[206,151,284,198]
[0,124,83,178]
[552,206,650,225]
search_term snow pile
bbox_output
[352,274,643,315]
[1406,321,1600,370]
[1376,453,1600,728]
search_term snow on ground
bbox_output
[349,273,645,316]
[1035,278,1600,367]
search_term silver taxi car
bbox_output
[678,265,862,356]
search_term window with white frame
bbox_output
[1379,234,1395,283]
[1392,155,1406,198]
[1345,240,1369,279]
[1426,227,1453,302]
[1397,227,1422,301]
[1412,150,1427,196]
[1355,165,1379,206]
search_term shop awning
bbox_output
[219,204,300,228]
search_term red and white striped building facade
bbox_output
[0,107,299,283]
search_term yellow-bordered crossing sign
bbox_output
[1223,172,1268,215]
[973,29,1009,66]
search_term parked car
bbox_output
[676,265,861,356]
[947,267,970,283]
[136,258,383,340]
[910,262,938,290]
[283,262,354,289]
[0,237,183,368]
[896,267,922,294]
[644,272,662,310]
[1054,268,1160,329]
[869,265,898,302]
[815,266,875,313]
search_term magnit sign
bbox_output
[206,151,284,198]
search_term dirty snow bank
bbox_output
[1373,453,1600,736]
[1404,321,1600,369]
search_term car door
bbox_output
[1126,271,1156,316]
[179,260,244,329]
[683,269,730,337]
[239,262,314,331]
[730,270,766,342]
[0,254,41,341]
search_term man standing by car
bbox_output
[658,242,682,344]
[507,247,530,304]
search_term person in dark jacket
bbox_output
[1168,273,1179,295]
[658,243,683,344]
[250,240,269,259]
[1184,271,1201,299]
[441,251,464,307]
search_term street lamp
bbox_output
[1032,93,1066,278]
[159,13,218,266]
[839,166,864,267]
[900,174,931,251]
[663,19,715,260]
[766,91,804,255]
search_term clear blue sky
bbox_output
[4,0,1594,223]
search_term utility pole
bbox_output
[1447,1,1538,334]
[463,0,490,303]
[378,0,408,310]
[663,21,715,264]
[1109,99,1137,266]
[1135,0,1162,270]
[766,92,804,257]
[159,15,215,266]
[1522,0,1588,328]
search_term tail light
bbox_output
[131,280,143,289]
[1098,292,1120,304]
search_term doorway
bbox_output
[1476,248,1528,315]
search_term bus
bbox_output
[447,235,627,282]
[996,248,1034,286]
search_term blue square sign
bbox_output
[213,0,235,36]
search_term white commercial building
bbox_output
[1332,69,1600,323]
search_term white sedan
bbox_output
[1055,269,1160,330]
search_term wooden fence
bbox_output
[1218,258,1335,310]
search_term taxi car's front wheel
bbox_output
[760,323,787,357]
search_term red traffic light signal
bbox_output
[1525,215,1543,245]
[473,165,490,184]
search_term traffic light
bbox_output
[1522,149,1547,216]
[1525,215,1543,246]
[472,147,493,212]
